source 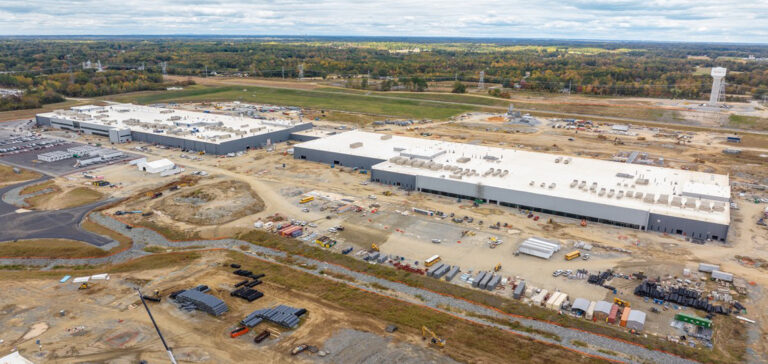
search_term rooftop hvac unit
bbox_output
[634,192,643,199]
[643,193,656,203]
[449,174,463,180]
[698,201,711,211]
[457,157,471,163]
[579,181,587,189]
[381,134,392,140]
[555,157,562,163]
[549,183,556,189]
[589,182,597,192]
[501,170,509,177]
[712,202,725,212]
[616,190,624,199]
[484,169,493,176]
[393,146,406,152]
[684,199,697,208]
[598,188,606,196]
[493,169,501,176]
[657,194,669,205]
[570,180,578,188]
[540,182,546,188]
[671,196,682,207]
[530,180,535,186]
[607,189,615,197]
[636,178,649,185]
[564,158,572,164]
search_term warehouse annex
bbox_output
[294,130,731,241]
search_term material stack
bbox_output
[634,280,730,315]
[241,305,307,329]
[175,289,229,316]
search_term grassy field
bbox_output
[105,85,475,120]
[81,216,133,253]
[225,251,599,364]
[0,239,111,258]
[0,99,91,122]
[20,180,56,195]
[26,187,104,209]
[0,164,39,185]
[728,114,768,130]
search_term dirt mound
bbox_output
[154,180,264,225]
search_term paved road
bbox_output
[0,177,117,246]
[0,211,698,364]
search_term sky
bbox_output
[0,0,766,43]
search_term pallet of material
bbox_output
[234,269,253,277]
[245,280,263,288]
[241,304,307,329]
[175,289,229,316]
[231,287,264,302]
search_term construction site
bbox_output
[1,92,767,364]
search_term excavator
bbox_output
[421,326,446,348]
[614,297,630,308]
[371,243,380,252]
[493,263,502,272]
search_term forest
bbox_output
[0,37,766,111]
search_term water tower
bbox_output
[708,67,727,106]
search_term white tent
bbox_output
[1,352,34,364]
[627,310,647,331]
[137,158,175,174]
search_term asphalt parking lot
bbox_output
[0,131,139,176]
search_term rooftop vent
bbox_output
[350,142,363,149]
[636,178,649,185]
[457,157,471,163]
[381,134,392,140]
[616,173,633,179]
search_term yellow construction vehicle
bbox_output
[382,191,393,196]
[421,326,446,348]
[371,243,380,252]
[614,297,630,308]
[493,263,502,272]
[78,282,90,290]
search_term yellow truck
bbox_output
[425,255,441,267]
[299,196,314,204]
[565,250,581,261]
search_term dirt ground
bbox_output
[0,252,459,363]
[154,180,264,225]
[24,100,768,360]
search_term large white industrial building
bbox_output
[294,130,731,241]
[36,104,312,154]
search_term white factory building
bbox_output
[36,104,312,154]
[294,130,731,241]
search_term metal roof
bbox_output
[594,300,613,314]
[628,310,646,324]
[571,298,591,312]
[296,130,730,224]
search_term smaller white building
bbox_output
[0,352,34,364]
[137,158,175,174]
[38,150,71,162]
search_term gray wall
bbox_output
[648,213,728,241]
[294,147,385,170]
[371,169,416,189]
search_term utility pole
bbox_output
[137,289,177,364]
[568,80,572,95]
[204,65,208,78]
[298,63,304,80]
[281,65,285,79]
[478,71,485,89]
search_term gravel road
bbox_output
[0,212,698,364]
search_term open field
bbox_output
[0,99,93,122]
[0,164,39,185]
[0,239,111,259]
[104,85,476,120]
[26,186,104,210]
[728,114,768,130]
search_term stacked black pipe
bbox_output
[634,280,730,315]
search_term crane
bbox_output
[421,326,446,348]
[137,289,178,364]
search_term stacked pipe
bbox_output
[634,280,729,315]
[232,287,264,302]
[241,304,307,329]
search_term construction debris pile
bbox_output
[241,305,307,329]
[172,285,229,316]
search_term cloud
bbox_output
[0,0,765,43]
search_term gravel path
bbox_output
[1,177,52,208]
[0,212,697,364]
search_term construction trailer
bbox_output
[546,292,563,310]
[711,270,734,282]
[607,304,620,324]
[674,313,712,328]
[698,263,720,273]
[293,130,731,241]
[472,271,487,288]
[585,301,597,320]
[620,308,631,327]
[513,281,526,299]
[444,266,461,281]
[38,150,71,162]
[532,289,549,306]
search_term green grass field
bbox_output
[108,85,475,120]
[728,114,768,130]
